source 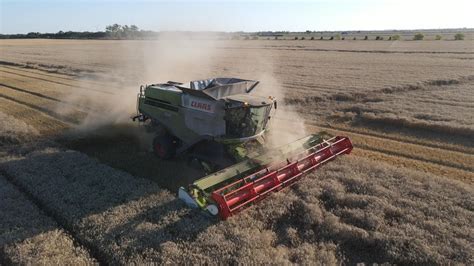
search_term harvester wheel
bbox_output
[153,135,176,159]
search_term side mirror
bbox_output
[274,100,277,110]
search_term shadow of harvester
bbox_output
[59,124,206,192]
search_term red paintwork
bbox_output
[211,136,353,220]
[155,143,165,158]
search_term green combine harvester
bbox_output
[133,78,353,219]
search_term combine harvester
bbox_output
[133,78,352,219]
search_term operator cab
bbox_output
[224,94,273,139]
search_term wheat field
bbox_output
[0,38,473,264]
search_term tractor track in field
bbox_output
[0,100,68,136]
[0,60,82,77]
[290,115,474,156]
[408,99,474,109]
[0,69,82,88]
[0,83,96,113]
[347,145,472,183]
[274,116,474,183]
[308,121,473,161]
[0,82,64,103]
[351,149,473,184]
[304,120,474,155]
[304,122,474,182]
[0,64,103,86]
[0,68,114,95]
[357,142,473,172]
[0,169,106,265]
[0,92,80,125]
[220,45,474,55]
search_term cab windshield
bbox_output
[225,105,271,138]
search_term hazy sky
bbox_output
[1,0,472,34]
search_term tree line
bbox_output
[0,25,468,41]
[0,24,159,39]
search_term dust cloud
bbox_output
[55,33,307,149]
[55,33,221,146]
[252,56,308,148]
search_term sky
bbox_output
[0,0,472,34]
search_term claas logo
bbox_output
[191,101,212,111]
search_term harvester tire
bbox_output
[153,135,175,159]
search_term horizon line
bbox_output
[2,27,474,35]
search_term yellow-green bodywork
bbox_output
[138,86,202,144]
[189,134,327,207]
[137,83,274,147]
[144,85,182,105]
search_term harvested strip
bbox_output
[350,132,474,172]
[0,68,113,95]
[0,64,103,86]
[312,125,474,183]
[0,174,96,265]
[0,82,96,113]
[224,45,474,54]
[0,59,97,77]
[0,80,63,103]
[274,117,474,183]
[278,114,474,155]
[0,85,86,125]
[0,97,69,136]
[0,111,39,146]
[0,67,109,100]
[352,148,474,184]
[322,121,474,155]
